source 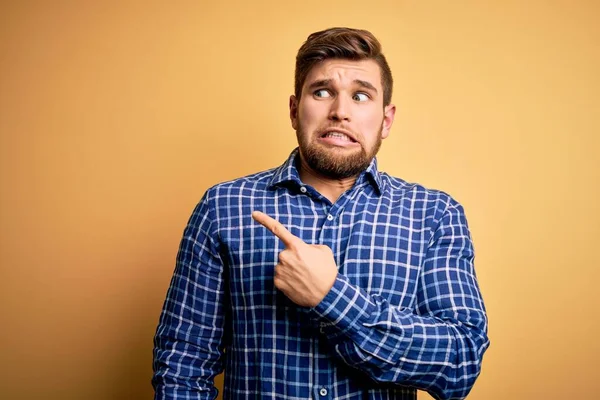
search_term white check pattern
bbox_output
[153,149,489,400]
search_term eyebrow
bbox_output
[306,79,379,94]
[307,79,333,91]
[354,79,378,93]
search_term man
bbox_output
[153,27,489,400]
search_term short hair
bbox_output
[294,27,394,106]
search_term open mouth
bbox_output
[319,130,357,143]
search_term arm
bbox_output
[312,201,490,400]
[152,193,226,400]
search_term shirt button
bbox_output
[326,214,334,221]
[300,186,307,193]
[319,387,328,396]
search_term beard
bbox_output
[296,125,383,180]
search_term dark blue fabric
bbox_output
[153,149,489,400]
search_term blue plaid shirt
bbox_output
[153,149,489,400]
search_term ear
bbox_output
[381,104,396,139]
[289,95,299,130]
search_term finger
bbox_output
[314,244,333,255]
[273,274,286,292]
[251,211,302,248]
[273,265,288,291]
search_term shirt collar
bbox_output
[267,148,384,195]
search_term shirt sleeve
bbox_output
[152,192,227,400]
[311,200,490,400]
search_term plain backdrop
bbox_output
[1,1,599,399]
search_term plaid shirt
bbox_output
[153,149,489,400]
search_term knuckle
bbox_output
[319,245,331,253]
[274,275,285,289]
[279,249,292,263]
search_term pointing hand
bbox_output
[252,211,338,307]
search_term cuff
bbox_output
[310,274,377,339]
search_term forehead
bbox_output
[303,58,382,89]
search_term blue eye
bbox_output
[314,89,331,98]
[353,92,369,102]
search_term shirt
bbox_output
[153,149,490,400]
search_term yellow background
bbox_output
[1,1,598,399]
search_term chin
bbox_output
[300,146,372,179]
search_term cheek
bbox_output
[298,103,325,129]
[298,108,312,124]
[300,99,324,118]
[357,109,384,134]
[297,102,310,120]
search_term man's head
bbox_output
[290,27,396,180]
[294,27,394,107]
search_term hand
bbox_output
[251,211,338,308]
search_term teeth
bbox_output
[324,132,350,141]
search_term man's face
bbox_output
[290,58,396,179]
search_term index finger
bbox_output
[251,211,301,248]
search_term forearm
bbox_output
[153,372,218,400]
[153,318,224,400]
[313,274,488,399]
[153,294,225,400]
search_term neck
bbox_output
[297,157,358,204]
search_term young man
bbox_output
[153,27,489,400]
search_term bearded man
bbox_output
[152,27,489,400]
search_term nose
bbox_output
[328,95,351,122]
